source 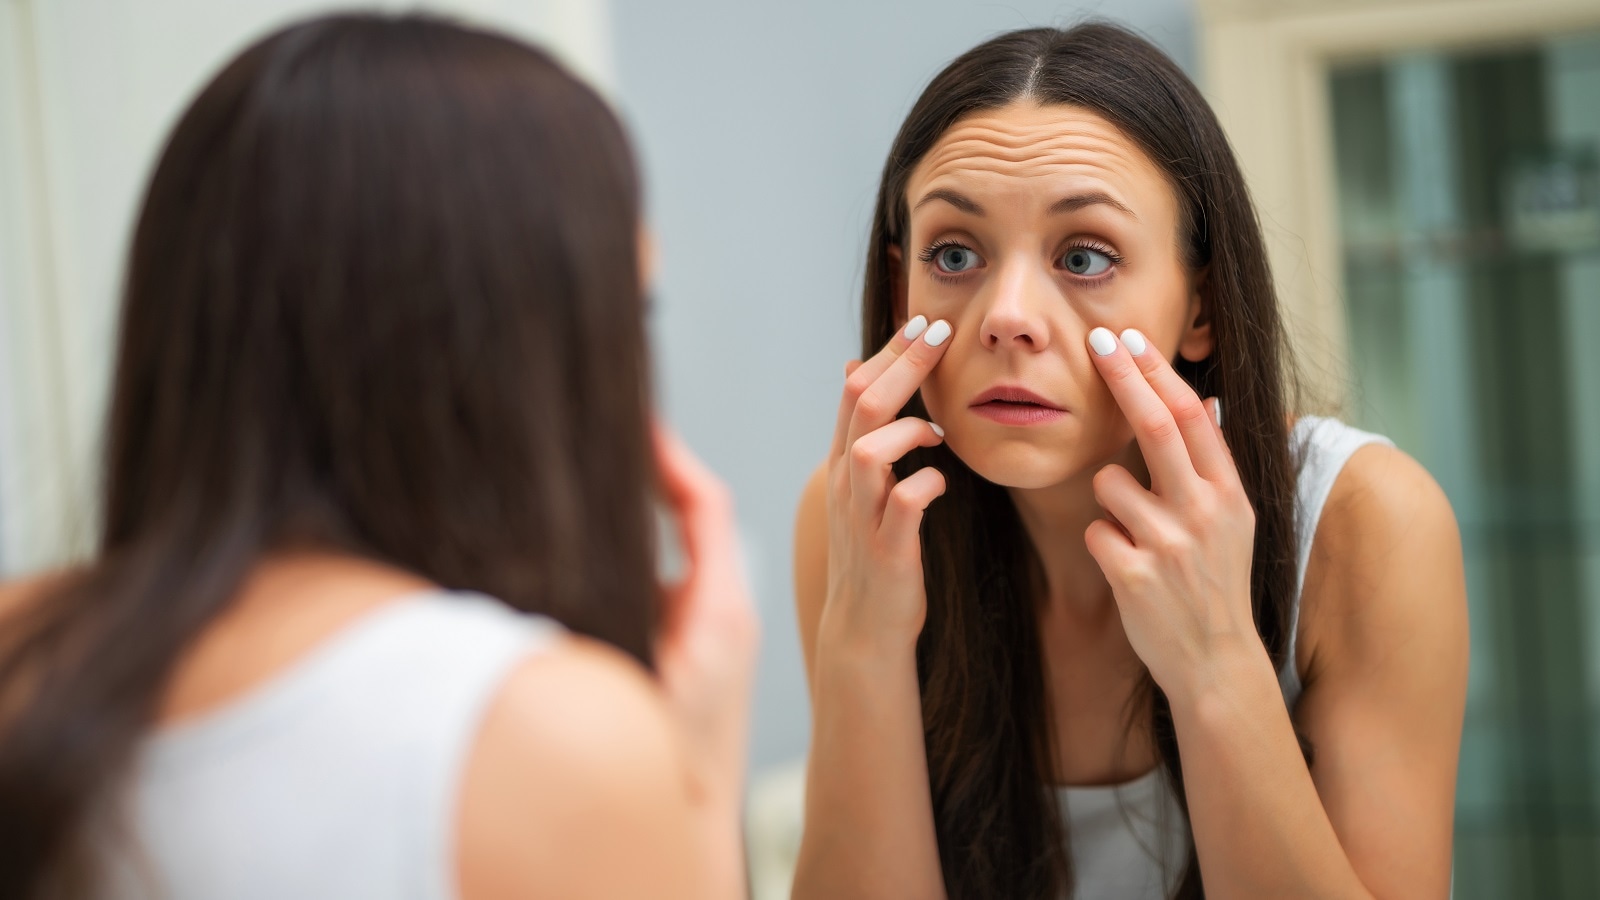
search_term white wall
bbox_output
[0,0,614,574]
[0,0,73,573]
[608,0,1198,774]
[0,0,1198,777]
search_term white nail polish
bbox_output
[1214,398,1223,427]
[1089,327,1118,356]
[930,421,945,438]
[1119,328,1148,356]
[902,315,928,341]
[924,320,952,347]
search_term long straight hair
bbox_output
[861,24,1302,899]
[0,14,657,896]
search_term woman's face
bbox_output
[900,101,1212,490]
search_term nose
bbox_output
[979,260,1052,351]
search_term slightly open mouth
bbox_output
[970,400,1067,425]
[977,399,1054,410]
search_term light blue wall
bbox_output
[610,0,1198,773]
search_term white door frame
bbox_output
[0,0,615,575]
[1197,0,1600,410]
[0,0,82,575]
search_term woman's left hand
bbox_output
[1082,326,1266,702]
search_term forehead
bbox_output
[906,102,1174,222]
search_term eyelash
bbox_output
[1068,240,1125,270]
[915,238,1125,284]
[916,239,968,284]
[915,238,963,264]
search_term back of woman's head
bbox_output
[0,13,655,895]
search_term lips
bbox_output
[970,385,1064,409]
[969,385,1068,426]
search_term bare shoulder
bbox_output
[462,636,675,790]
[793,458,830,679]
[0,569,74,625]
[1292,439,1467,897]
[1320,441,1457,560]
[795,458,830,548]
[455,636,715,900]
[1299,440,1467,682]
[0,571,71,716]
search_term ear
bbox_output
[637,226,657,290]
[1177,265,1214,363]
[887,243,908,327]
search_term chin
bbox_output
[944,434,1087,490]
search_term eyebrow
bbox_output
[913,188,984,215]
[1049,192,1138,220]
[912,188,1138,220]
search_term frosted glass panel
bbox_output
[1331,34,1600,899]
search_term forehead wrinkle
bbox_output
[908,113,1165,221]
[925,158,1135,183]
[918,128,1141,173]
[911,157,1146,217]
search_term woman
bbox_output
[794,23,1468,900]
[0,13,754,900]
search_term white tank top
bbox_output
[1055,415,1394,900]
[93,590,565,900]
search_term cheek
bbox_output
[1076,356,1137,441]
[1085,392,1137,456]
[918,364,956,422]
[1054,349,1138,461]
[906,279,968,324]
[1113,272,1193,349]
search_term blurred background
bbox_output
[1,0,1597,896]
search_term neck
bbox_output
[1008,441,1148,630]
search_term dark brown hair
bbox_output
[863,24,1301,899]
[0,13,655,896]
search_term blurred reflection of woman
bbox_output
[0,14,755,900]
[795,23,1467,900]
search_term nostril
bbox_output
[983,331,1038,348]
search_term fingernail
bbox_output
[1089,327,1118,356]
[924,319,952,347]
[1213,398,1223,427]
[1119,328,1148,357]
[902,315,928,341]
[930,421,945,438]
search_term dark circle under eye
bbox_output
[936,245,981,273]
[1063,247,1113,276]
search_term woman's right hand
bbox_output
[822,316,954,655]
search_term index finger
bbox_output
[1087,326,1221,491]
[654,421,742,597]
[1117,329,1232,482]
[842,318,953,455]
[829,315,933,460]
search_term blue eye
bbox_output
[1062,247,1113,276]
[934,245,982,273]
